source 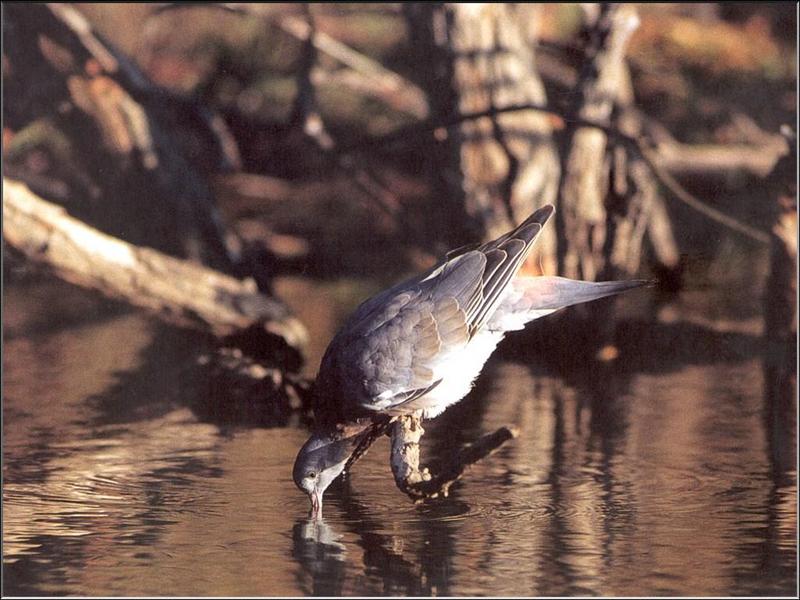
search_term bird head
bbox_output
[293,429,359,518]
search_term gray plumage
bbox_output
[314,205,553,422]
[294,204,647,516]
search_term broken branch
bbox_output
[277,14,428,119]
[389,415,517,501]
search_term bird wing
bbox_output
[318,205,554,416]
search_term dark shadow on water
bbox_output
[499,315,761,375]
[5,272,796,596]
[86,326,300,431]
[734,338,798,595]
[2,259,132,341]
[3,534,84,597]
[85,327,210,426]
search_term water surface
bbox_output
[3,262,796,596]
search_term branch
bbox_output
[341,102,774,245]
[48,3,242,171]
[3,178,308,354]
[654,141,787,179]
[152,3,428,119]
[389,415,517,500]
[634,144,771,244]
[277,14,428,119]
[338,101,607,154]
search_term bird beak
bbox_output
[309,489,323,519]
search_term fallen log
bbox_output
[3,178,308,359]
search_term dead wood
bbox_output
[151,3,428,120]
[557,4,640,282]
[3,179,308,363]
[389,415,517,501]
[762,129,797,475]
[654,141,787,179]
[276,13,428,120]
[3,3,243,275]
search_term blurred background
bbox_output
[2,3,797,596]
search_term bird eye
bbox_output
[307,471,316,479]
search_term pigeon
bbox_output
[293,204,645,516]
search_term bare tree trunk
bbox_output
[552,3,681,358]
[557,3,640,282]
[404,3,560,267]
[762,137,797,478]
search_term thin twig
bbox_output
[338,101,611,153]
[635,144,771,244]
[152,2,772,246]
[341,102,774,245]
[153,2,428,119]
[276,15,428,119]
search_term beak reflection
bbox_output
[310,490,323,519]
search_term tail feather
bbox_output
[488,276,649,331]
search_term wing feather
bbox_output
[316,205,555,419]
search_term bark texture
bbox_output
[3,179,308,361]
[389,415,517,500]
[404,3,560,268]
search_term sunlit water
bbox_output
[3,261,796,596]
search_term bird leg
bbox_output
[389,415,518,501]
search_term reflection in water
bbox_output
[292,518,348,596]
[2,273,797,596]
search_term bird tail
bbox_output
[487,276,650,332]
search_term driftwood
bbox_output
[3,179,308,358]
[389,415,517,501]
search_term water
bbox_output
[3,264,796,596]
